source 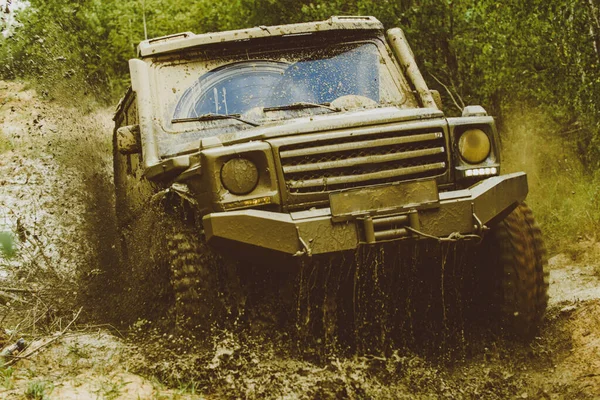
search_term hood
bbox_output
[214,106,444,146]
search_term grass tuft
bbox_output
[0,127,13,154]
[25,380,52,400]
[0,367,15,390]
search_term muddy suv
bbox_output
[113,16,548,337]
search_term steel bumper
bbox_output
[203,172,528,256]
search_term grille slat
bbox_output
[279,128,448,197]
[283,147,445,174]
[288,162,446,190]
[280,132,443,159]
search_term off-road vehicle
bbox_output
[113,16,549,338]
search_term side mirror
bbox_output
[462,105,488,117]
[116,124,141,154]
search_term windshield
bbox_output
[152,39,418,156]
[174,44,383,118]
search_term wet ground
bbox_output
[1,80,600,399]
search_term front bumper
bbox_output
[203,172,528,256]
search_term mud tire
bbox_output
[485,202,549,339]
[166,218,244,331]
[166,220,220,330]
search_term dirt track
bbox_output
[1,80,600,399]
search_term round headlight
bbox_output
[458,129,491,164]
[221,158,259,195]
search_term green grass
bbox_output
[25,380,53,400]
[0,231,16,258]
[67,343,91,359]
[501,107,600,253]
[94,379,129,400]
[0,367,15,390]
[0,128,13,154]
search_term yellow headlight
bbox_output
[458,129,491,164]
[221,158,259,195]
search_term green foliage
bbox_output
[0,231,15,258]
[502,106,600,251]
[25,380,52,400]
[0,128,12,154]
[67,342,91,359]
[93,378,128,400]
[0,367,15,390]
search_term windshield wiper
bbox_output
[263,102,340,112]
[172,113,259,127]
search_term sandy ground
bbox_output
[1,80,600,399]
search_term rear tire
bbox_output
[484,202,549,338]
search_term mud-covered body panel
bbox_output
[113,16,525,257]
[203,173,527,256]
[137,16,385,57]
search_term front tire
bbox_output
[167,221,220,330]
[165,217,244,332]
[484,202,549,338]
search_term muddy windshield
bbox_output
[153,40,418,156]
[174,44,388,118]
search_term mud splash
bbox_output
[292,241,485,359]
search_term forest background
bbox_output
[1,0,599,251]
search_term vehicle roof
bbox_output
[137,16,384,57]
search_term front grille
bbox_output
[280,129,448,194]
